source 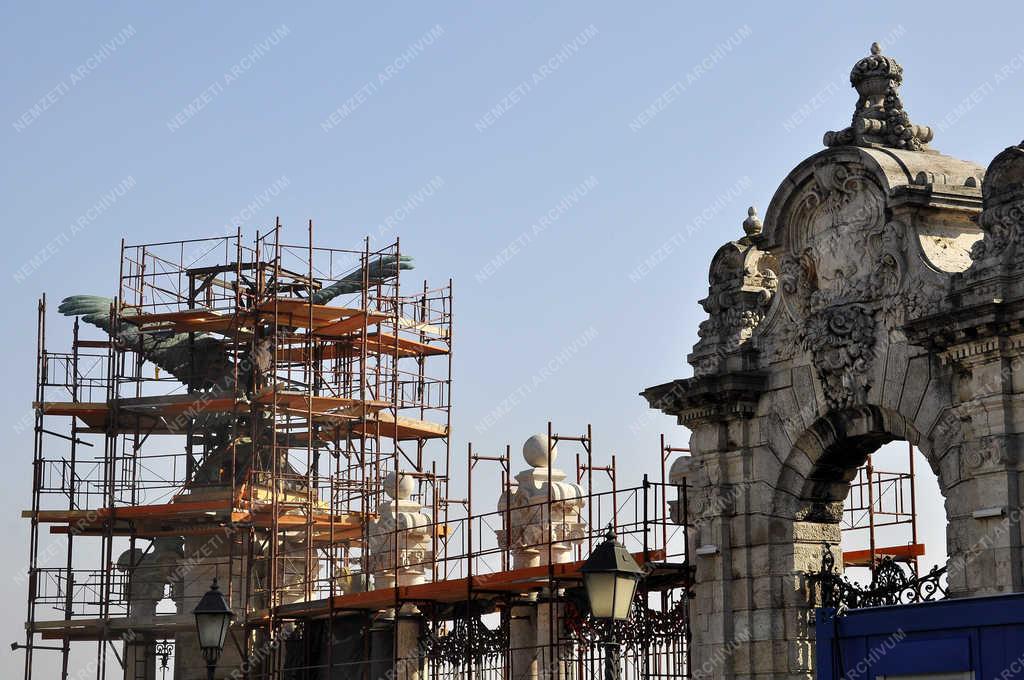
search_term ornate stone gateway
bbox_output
[644,44,1024,679]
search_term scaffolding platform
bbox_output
[276,549,669,618]
[20,226,689,680]
[842,543,926,567]
[33,390,448,440]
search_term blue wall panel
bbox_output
[816,593,1024,679]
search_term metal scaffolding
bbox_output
[24,224,452,678]
[22,224,691,679]
[841,443,922,575]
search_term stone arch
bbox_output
[770,402,962,515]
[643,133,992,680]
[641,44,1024,680]
[779,406,924,519]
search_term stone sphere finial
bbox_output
[742,206,762,237]
[383,471,415,500]
[523,433,557,468]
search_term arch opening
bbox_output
[787,406,947,583]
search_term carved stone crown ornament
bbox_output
[824,43,934,151]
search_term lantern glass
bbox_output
[193,579,233,661]
[583,572,616,619]
[195,610,231,651]
[581,526,645,623]
[612,574,639,620]
[585,571,640,621]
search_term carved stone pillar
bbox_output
[123,633,157,680]
[396,614,424,680]
[536,598,566,680]
[118,538,182,680]
[174,533,244,680]
[172,493,246,679]
[496,435,587,679]
[366,471,433,680]
[649,374,767,679]
[906,139,1024,597]
[367,471,434,590]
[497,434,586,569]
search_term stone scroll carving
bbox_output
[967,142,1024,272]
[689,207,778,376]
[777,161,913,408]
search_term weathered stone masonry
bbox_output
[644,44,1024,680]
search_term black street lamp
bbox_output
[193,579,234,680]
[581,525,645,680]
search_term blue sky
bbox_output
[2,1,1023,675]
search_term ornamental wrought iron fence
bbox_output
[810,541,948,612]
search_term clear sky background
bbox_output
[2,2,1023,676]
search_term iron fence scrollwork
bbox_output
[563,590,688,651]
[421,613,509,666]
[810,541,947,612]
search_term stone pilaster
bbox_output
[123,633,157,680]
[509,602,538,680]
[396,613,424,680]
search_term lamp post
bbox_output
[581,525,645,680]
[193,579,234,680]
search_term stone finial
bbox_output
[497,434,585,569]
[383,470,415,500]
[824,43,933,151]
[742,206,762,237]
[367,473,433,590]
[523,433,557,468]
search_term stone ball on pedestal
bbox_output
[383,471,415,500]
[523,433,557,468]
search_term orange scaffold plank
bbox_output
[25,492,367,543]
[842,543,925,567]
[254,299,390,336]
[277,332,449,362]
[252,388,390,413]
[120,309,251,336]
[34,387,393,433]
[276,549,667,618]
[121,299,391,338]
[306,412,450,442]
[36,398,445,439]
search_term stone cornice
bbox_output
[904,297,1024,353]
[888,183,983,212]
[641,371,767,427]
